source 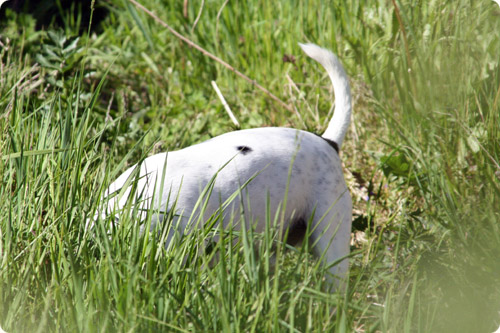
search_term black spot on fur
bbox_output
[322,138,339,153]
[236,145,253,155]
[312,133,339,153]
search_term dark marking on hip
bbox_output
[322,138,339,153]
[236,145,253,155]
[312,133,339,153]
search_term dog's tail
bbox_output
[299,43,352,149]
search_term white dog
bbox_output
[96,43,352,287]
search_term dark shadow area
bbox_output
[0,0,108,34]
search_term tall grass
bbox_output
[1,0,499,331]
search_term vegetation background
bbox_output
[0,0,499,331]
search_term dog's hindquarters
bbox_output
[93,43,353,290]
[299,43,353,288]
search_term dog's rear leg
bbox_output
[309,192,352,291]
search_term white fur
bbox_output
[299,43,352,148]
[96,43,353,288]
